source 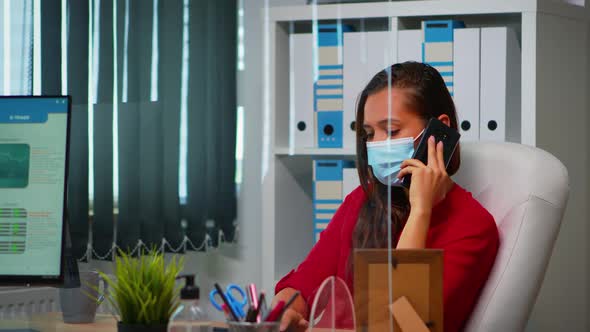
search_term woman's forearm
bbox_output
[397,208,431,249]
[273,287,308,317]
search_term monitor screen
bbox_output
[0,96,70,284]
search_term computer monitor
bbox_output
[0,96,71,286]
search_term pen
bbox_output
[248,284,260,322]
[246,285,253,307]
[214,283,240,321]
[278,291,300,319]
[258,292,269,321]
[221,303,232,321]
[245,306,259,323]
[248,284,258,307]
[264,301,285,322]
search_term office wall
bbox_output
[525,13,589,332]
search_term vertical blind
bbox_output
[0,0,34,95]
[34,0,238,259]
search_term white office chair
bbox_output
[452,142,569,332]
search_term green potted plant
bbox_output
[97,249,184,332]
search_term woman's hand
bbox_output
[397,135,454,213]
[273,288,309,332]
[279,308,309,332]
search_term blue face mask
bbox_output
[366,130,424,186]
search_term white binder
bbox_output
[453,28,481,142]
[479,27,521,142]
[397,29,422,63]
[343,32,370,150]
[342,30,394,150]
[289,33,314,149]
[368,31,396,78]
[343,166,359,198]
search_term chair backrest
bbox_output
[453,142,569,332]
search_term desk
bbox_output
[0,313,121,332]
[0,313,353,332]
[0,313,117,332]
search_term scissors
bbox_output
[209,283,248,319]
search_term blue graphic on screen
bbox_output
[0,144,30,188]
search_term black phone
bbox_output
[401,117,461,188]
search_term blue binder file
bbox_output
[316,111,343,148]
[314,24,352,148]
[312,160,355,243]
[313,160,343,243]
[422,20,465,96]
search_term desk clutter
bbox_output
[1,272,437,332]
[168,278,295,332]
[206,283,298,331]
[163,247,440,332]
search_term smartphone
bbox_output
[401,117,461,188]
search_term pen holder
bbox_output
[227,321,280,332]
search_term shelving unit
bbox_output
[268,1,589,22]
[274,147,356,156]
[260,0,590,299]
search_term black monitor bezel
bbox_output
[0,95,72,286]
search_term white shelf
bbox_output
[274,147,356,156]
[269,0,589,22]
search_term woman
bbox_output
[273,62,499,332]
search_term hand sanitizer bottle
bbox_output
[168,274,207,332]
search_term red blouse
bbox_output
[275,183,499,332]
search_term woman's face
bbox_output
[362,87,426,145]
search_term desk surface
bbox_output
[0,313,118,332]
[0,313,353,332]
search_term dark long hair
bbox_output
[351,61,461,258]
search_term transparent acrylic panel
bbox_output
[308,276,355,331]
[264,0,526,331]
[263,1,458,331]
